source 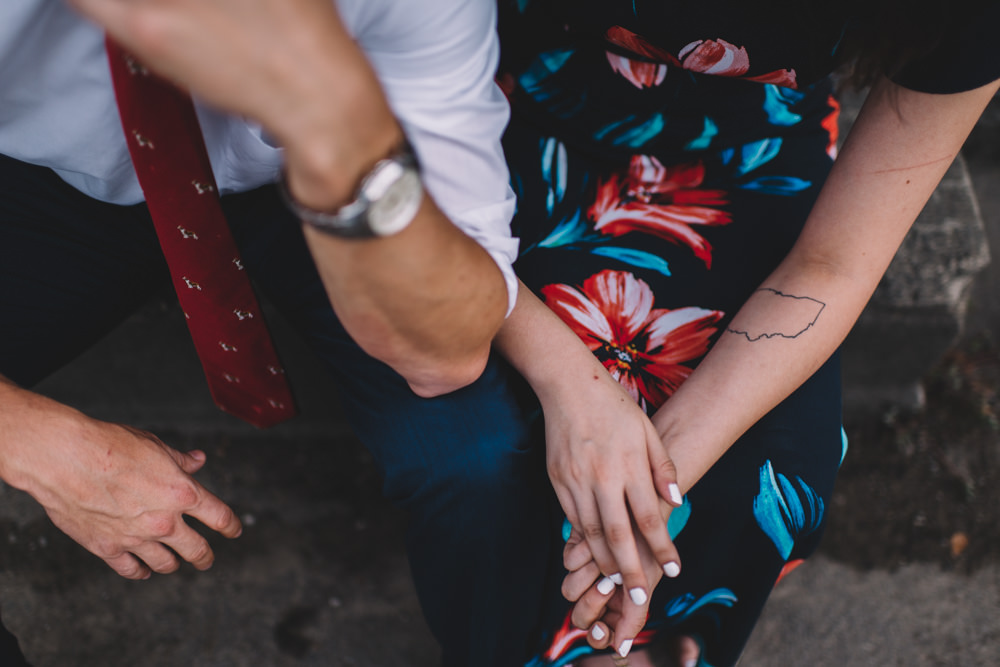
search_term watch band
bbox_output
[278,138,422,239]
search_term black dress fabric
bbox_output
[499,2,996,665]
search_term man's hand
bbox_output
[1,382,241,579]
[68,0,396,210]
[69,0,510,393]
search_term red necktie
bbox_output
[106,39,297,429]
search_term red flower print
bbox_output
[775,558,806,586]
[541,614,589,662]
[746,68,798,89]
[679,39,750,76]
[588,155,731,267]
[606,52,668,89]
[603,28,798,90]
[605,26,679,64]
[821,94,840,159]
[538,610,659,664]
[542,270,724,410]
[603,26,678,89]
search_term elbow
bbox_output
[404,349,491,398]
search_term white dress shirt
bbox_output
[0,0,519,312]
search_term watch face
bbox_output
[280,139,422,238]
[368,167,423,236]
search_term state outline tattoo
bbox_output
[726,288,826,342]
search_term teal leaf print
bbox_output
[519,48,575,102]
[685,116,719,151]
[763,84,804,126]
[667,493,691,538]
[753,460,824,560]
[537,211,590,249]
[841,426,849,466]
[590,246,672,277]
[739,175,811,195]
[594,114,666,148]
[736,138,782,176]
[540,137,568,214]
[664,588,738,622]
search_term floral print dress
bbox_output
[499,2,851,665]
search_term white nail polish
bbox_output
[591,624,606,641]
[683,660,697,667]
[663,561,681,578]
[629,587,648,605]
[618,638,633,658]
[668,482,683,506]
[597,576,615,595]
[609,572,623,585]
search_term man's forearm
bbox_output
[270,16,508,396]
[71,0,511,395]
[302,195,507,397]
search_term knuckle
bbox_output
[144,513,176,539]
[213,504,237,532]
[570,604,596,630]
[155,558,180,575]
[92,538,120,559]
[186,541,213,565]
[604,522,632,546]
[115,559,143,579]
[119,535,144,551]
[635,511,665,535]
[581,522,604,541]
[169,482,200,508]
[654,463,677,481]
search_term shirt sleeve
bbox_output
[343,0,520,316]
[892,3,1000,94]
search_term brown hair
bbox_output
[779,0,983,90]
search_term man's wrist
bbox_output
[280,135,421,239]
[275,58,404,215]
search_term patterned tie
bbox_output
[106,39,297,429]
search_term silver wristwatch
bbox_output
[279,139,423,239]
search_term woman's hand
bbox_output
[542,357,683,606]
[494,283,683,623]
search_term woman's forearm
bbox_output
[652,76,1000,492]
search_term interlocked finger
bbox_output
[594,487,649,613]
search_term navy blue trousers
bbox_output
[0,154,566,667]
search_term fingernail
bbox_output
[683,660,697,667]
[668,482,683,505]
[591,624,606,641]
[597,576,615,595]
[629,587,648,605]
[609,572,623,585]
[663,561,681,578]
[618,638,633,658]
